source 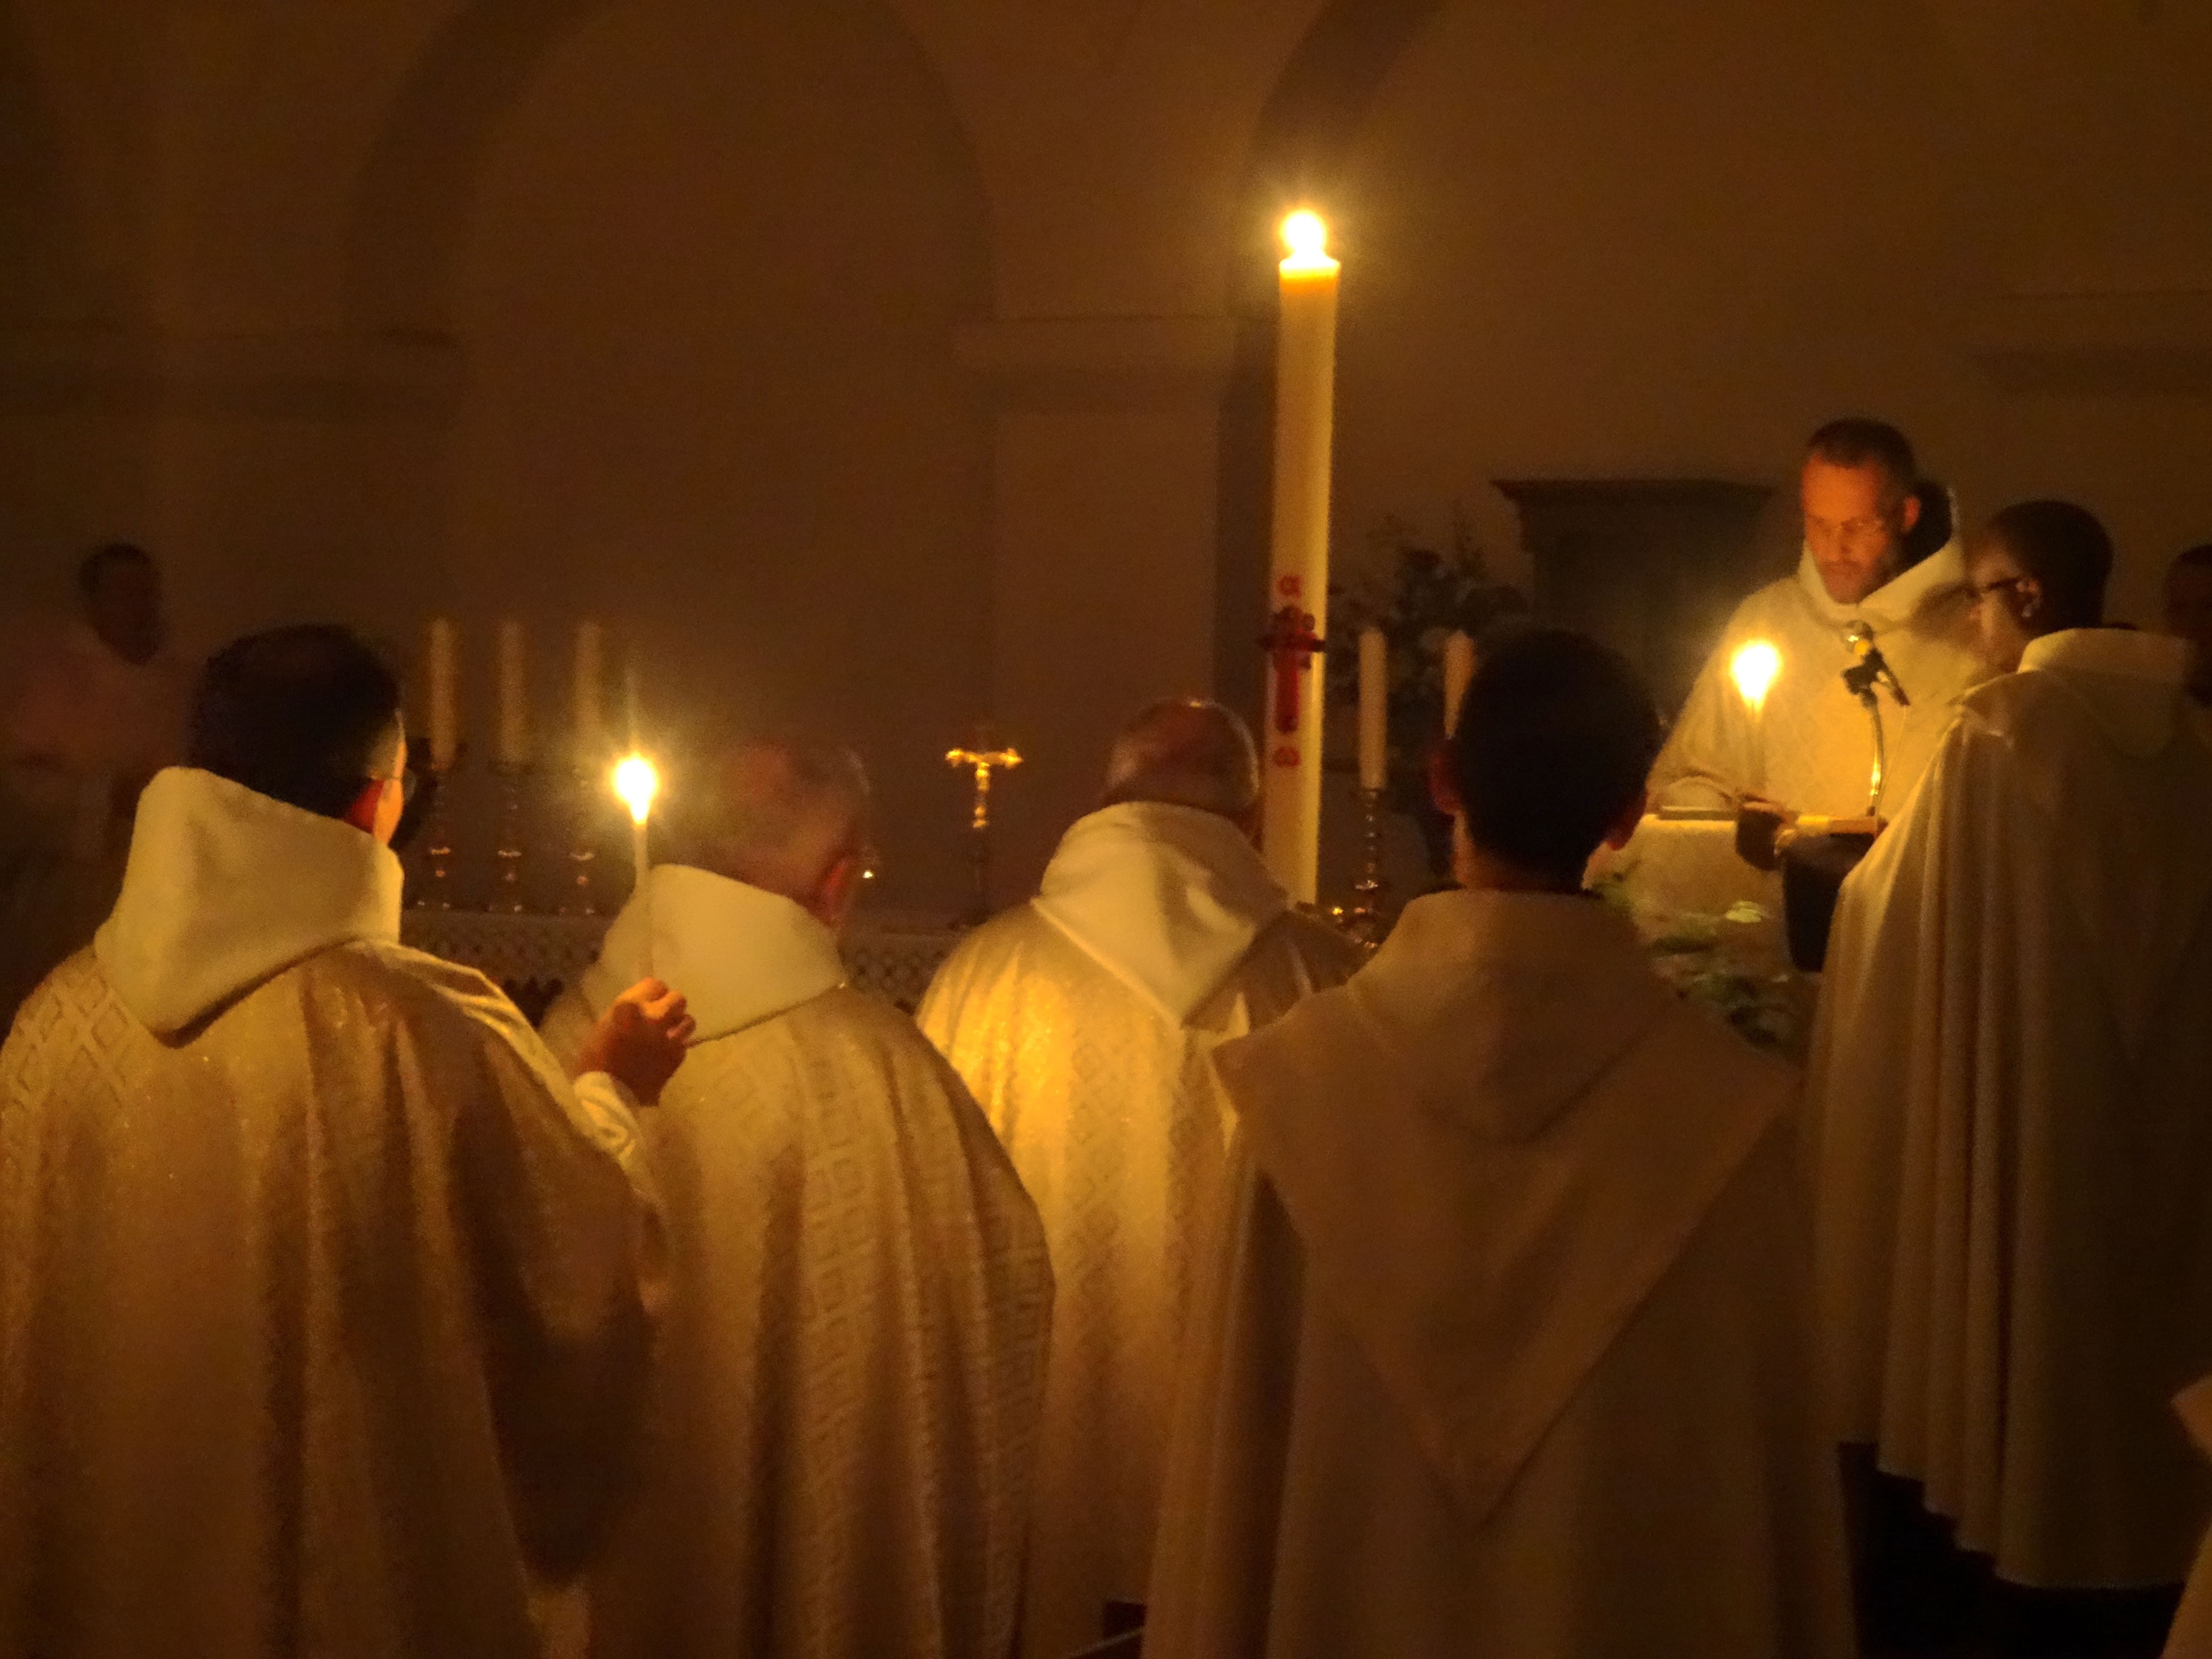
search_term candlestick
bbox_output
[573,620,605,764]
[1260,208,1340,906]
[492,764,528,914]
[562,766,600,917]
[1344,785,1389,952]
[496,619,530,769]
[1357,626,1388,792]
[426,617,459,773]
[1442,631,1477,739]
[410,765,454,911]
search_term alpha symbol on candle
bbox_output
[1260,605,1327,736]
[1730,641,1782,713]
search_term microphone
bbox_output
[1841,621,1911,707]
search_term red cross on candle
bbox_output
[1260,603,1327,736]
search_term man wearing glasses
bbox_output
[1809,501,2212,1652]
[1647,417,1989,821]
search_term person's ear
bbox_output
[812,851,866,931]
[1898,492,1922,537]
[1603,788,1648,852]
[1427,742,1463,818]
[342,778,393,842]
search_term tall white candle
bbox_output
[425,617,458,773]
[1357,626,1388,792]
[1260,209,1341,905]
[1442,631,1477,739]
[573,620,605,763]
[496,619,529,769]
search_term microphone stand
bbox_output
[1840,623,1909,818]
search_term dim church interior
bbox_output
[2,0,2210,917]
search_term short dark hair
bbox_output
[1806,418,1918,503]
[1448,628,1661,887]
[77,541,154,596]
[187,625,402,820]
[2173,543,2212,576]
[1981,500,2113,630]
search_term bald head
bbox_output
[1102,699,1261,826]
[669,736,872,927]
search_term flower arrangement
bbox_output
[1326,510,1528,878]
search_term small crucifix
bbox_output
[946,734,1024,923]
[1260,602,1327,736]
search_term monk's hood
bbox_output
[1339,889,1674,1138]
[96,767,403,1036]
[1216,888,1793,1522]
[2019,628,2196,760]
[1793,529,1968,634]
[579,863,845,1042]
[1033,800,1288,1025]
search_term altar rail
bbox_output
[401,908,966,1024]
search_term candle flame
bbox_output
[1280,210,1336,274]
[612,754,659,825]
[1730,640,1782,713]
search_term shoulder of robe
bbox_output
[710,984,972,1094]
[313,938,552,1072]
[2,946,105,1071]
[920,904,1042,1003]
[1955,670,2067,747]
[1256,908,1365,988]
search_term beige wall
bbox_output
[443,0,992,908]
[2,0,2208,912]
[1323,0,2212,628]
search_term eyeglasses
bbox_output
[1971,576,2032,604]
[369,768,420,808]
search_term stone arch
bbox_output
[344,0,988,338]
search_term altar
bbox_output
[1587,812,1813,1058]
[402,906,966,1024]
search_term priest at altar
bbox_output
[1144,631,1853,1659]
[1809,502,2212,1644]
[0,625,688,1659]
[541,735,1052,1659]
[1649,418,1990,818]
[917,698,1359,1659]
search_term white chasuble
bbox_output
[1145,890,1854,1659]
[540,864,1052,1659]
[1650,545,1991,817]
[917,802,1359,1659]
[0,768,661,1659]
[1810,629,2212,1589]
